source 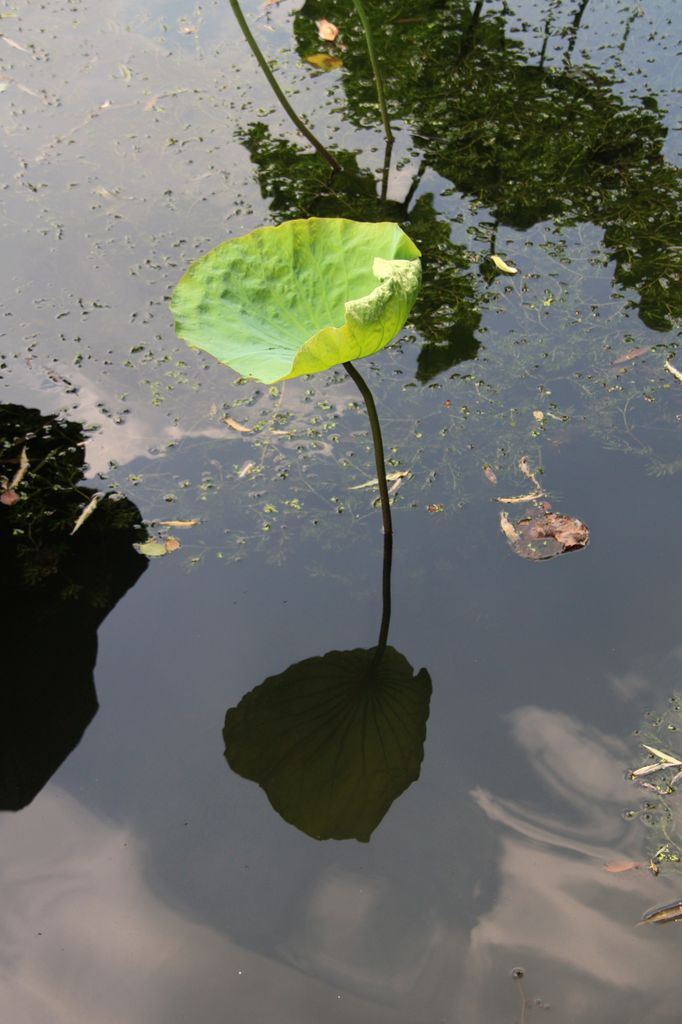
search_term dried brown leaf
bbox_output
[157,519,200,528]
[604,860,641,873]
[223,416,251,433]
[1,35,31,54]
[499,511,519,543]
[0,489,20,506]
[10,446,29,490]
[164,537,181,553]
[640,743,682,765]
[483,465,497,485]
[613,346,650,365]
[495,492,542,504]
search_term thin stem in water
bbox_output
[229,0,342,173]
[351,0,394,146]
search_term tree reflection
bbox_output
[280,0,680,332]
[0,405,147,811]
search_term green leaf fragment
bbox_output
[170,217,421,384]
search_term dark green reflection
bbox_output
[224,646,431,842]
[1,405,147,811]
[283,0,680,332]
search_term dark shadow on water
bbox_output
[0,405,148,811]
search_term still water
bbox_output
[2,0,682,1020]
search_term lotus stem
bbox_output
[229,0,342,173]
[351,0,394,146]
[343,360,392,665]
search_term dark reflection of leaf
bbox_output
[224,646,431,841]
[0,405,147,811]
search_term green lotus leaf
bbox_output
[224,646,432,842]
[170,218,421,384]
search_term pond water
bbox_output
[2,0,682,1020]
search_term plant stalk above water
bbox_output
[229,0,342,173]
[344,360,392,664]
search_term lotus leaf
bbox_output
[224,646,431,841]
[170,218,421,384]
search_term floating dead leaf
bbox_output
[427,503,444,513]
[157,519,200,528]
[483,465,497,485]
[223,416,251,432]
[490,254,518,275]
[495,492,542,504]
[670,769,682,787]
[532,410,545,423]
[604,860,642,873]
[9,445,29,490]
[639,743,682,765]
[164,537,181,553]
[613,346,650,365]
[500,507,589,560]
[238,461,255,478]
[1,35,31,55]
[70,492,103,535]
[0,489,19,506]
[499,511,519,543]
[649,861,660,876]
[638,900,682,926]
[317,19,339,41]
[664,358,682,384]
[631,762,675,778]
[305,53,343,71]
[518,456,542,491]
[179,24,197,34]
[135,539,167,558]
[350,471,409,491]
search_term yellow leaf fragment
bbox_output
[317,19,339,41]
[305,53,343,71]
[224,416,251,432]
[664,359,682,384]
[532,410,545,423]
[490,254,518,275]
[118,63,133,81]
[157,519,200,528]
[164,537,181,553]
[238,461,255,478]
